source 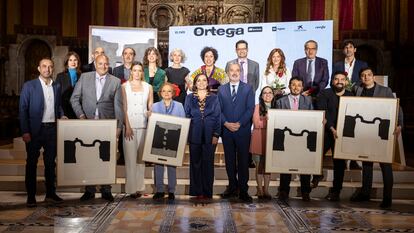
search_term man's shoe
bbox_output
[80,192,95,201]
[350,191,370,202]
[311,175,324,189]
[102,192,114,202]
[44,193,63,204]
[379,198,392,209]
[153,192,165,200]
[302,192,311,202]
[277,191,289,201]
[168,193,175,200]
[221,187,238,198]
[239,193,253,203]
[26,196,37,208]
[129,192,142,199]
[325,190,340,202]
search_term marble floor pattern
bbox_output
[0,192,413,232]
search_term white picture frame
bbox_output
[89,25,158,68]
[57,119,117,186]
[142,113,190,167]
[334,96,398,163]
[265,109,325,175]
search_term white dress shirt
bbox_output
[39,77,55,123]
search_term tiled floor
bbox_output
[0,192,413,232]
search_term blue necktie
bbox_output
[231,85,236,102]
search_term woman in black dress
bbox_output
[165,48,190,105]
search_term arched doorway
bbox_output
[24,39,51,82]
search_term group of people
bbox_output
[19,39,402,209]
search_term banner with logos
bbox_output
[169,20,333,88]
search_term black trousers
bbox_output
[189,143,215,197]
[279,174,311,194]
[25,123,57,198]
[324,133,346,193]
[361,162,393,200]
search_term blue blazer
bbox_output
[332,59,368,85]
[185,93,221,144]
[292,56,329,94]
[19,78,63,137]
[218,82,255,135]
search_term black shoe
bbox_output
[349,161,362,170]
[249,162,256,168]
[311,175,324,189]
[168,193,175,200]
[102,192,114,202]
[239,193,253,203]
[277,191,289,201]
[350,191,370,202]
[380,198,392,209]
[44,193,63,204]
[26,196,37,208]
[129,192,142,199]
[153,192,165,200]
[325,190,340,202]
[302,192,311,202]
[221,187,238,199]
[80,192,95,201]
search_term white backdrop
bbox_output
[169,20,333,95]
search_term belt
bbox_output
[41,122,56,127]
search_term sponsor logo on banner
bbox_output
[315,25,326,30]
[272,26,286,31]
[248,26,263,32]
[294,25,306,32]
[193,26,244,37]
[174,30,186,34]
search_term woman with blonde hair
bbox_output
[122,62,153,198]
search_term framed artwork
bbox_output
[89,26,158,68]
[265,109,325,175]
[57,119,117,186]
[142,113,190,167]
[334,96,399,163]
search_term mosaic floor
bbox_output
[0,192,413,233]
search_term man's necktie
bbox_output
[307,59,313,82]
[231,85,236,102]
[293,96,299,110]
[240,61,245,83]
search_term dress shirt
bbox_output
[229,81,240,94]
[238,58,247,83]
[288,94,300,111]
[95,73,107,119]
[39,77,55,123]
[344,58,355,80]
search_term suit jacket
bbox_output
[19,78,63,137]
[70,71,124,128]
[332,59,368,84]
[81,62,113,74]
[276,94,313,110]
[184,93,221,144]
[292,56,329,95]
[56,71,79,119]
[218,82,255,135]
[112,65,128,83]
[316,88,353,130]
[355,83,404,127]
[225,58,260,92]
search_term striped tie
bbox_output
[231,85,236,102]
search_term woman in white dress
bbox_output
[261,48,291,97]
[122,62,153,198]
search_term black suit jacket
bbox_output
[332,59,368,85]
[292,56,329,95]
[112,65,128,82]
[56,71,80,119]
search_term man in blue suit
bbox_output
[218,62,255,202]
[19,58,65,207]
[292,40,329,96]
[332,40,368,87]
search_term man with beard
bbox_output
[315,71,353,201]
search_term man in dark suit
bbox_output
[81,47,113,74]
[218,62,255,202]
[275,76,314,201]
[292,40,329,96]
[332,40,368,86]
[112,47,136,165]
[71,54,123,202]
[225,40,260,93]
[19,58,65,207]
[350,67,403,209]
[316,71,354,201]
[225,40,260,169]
